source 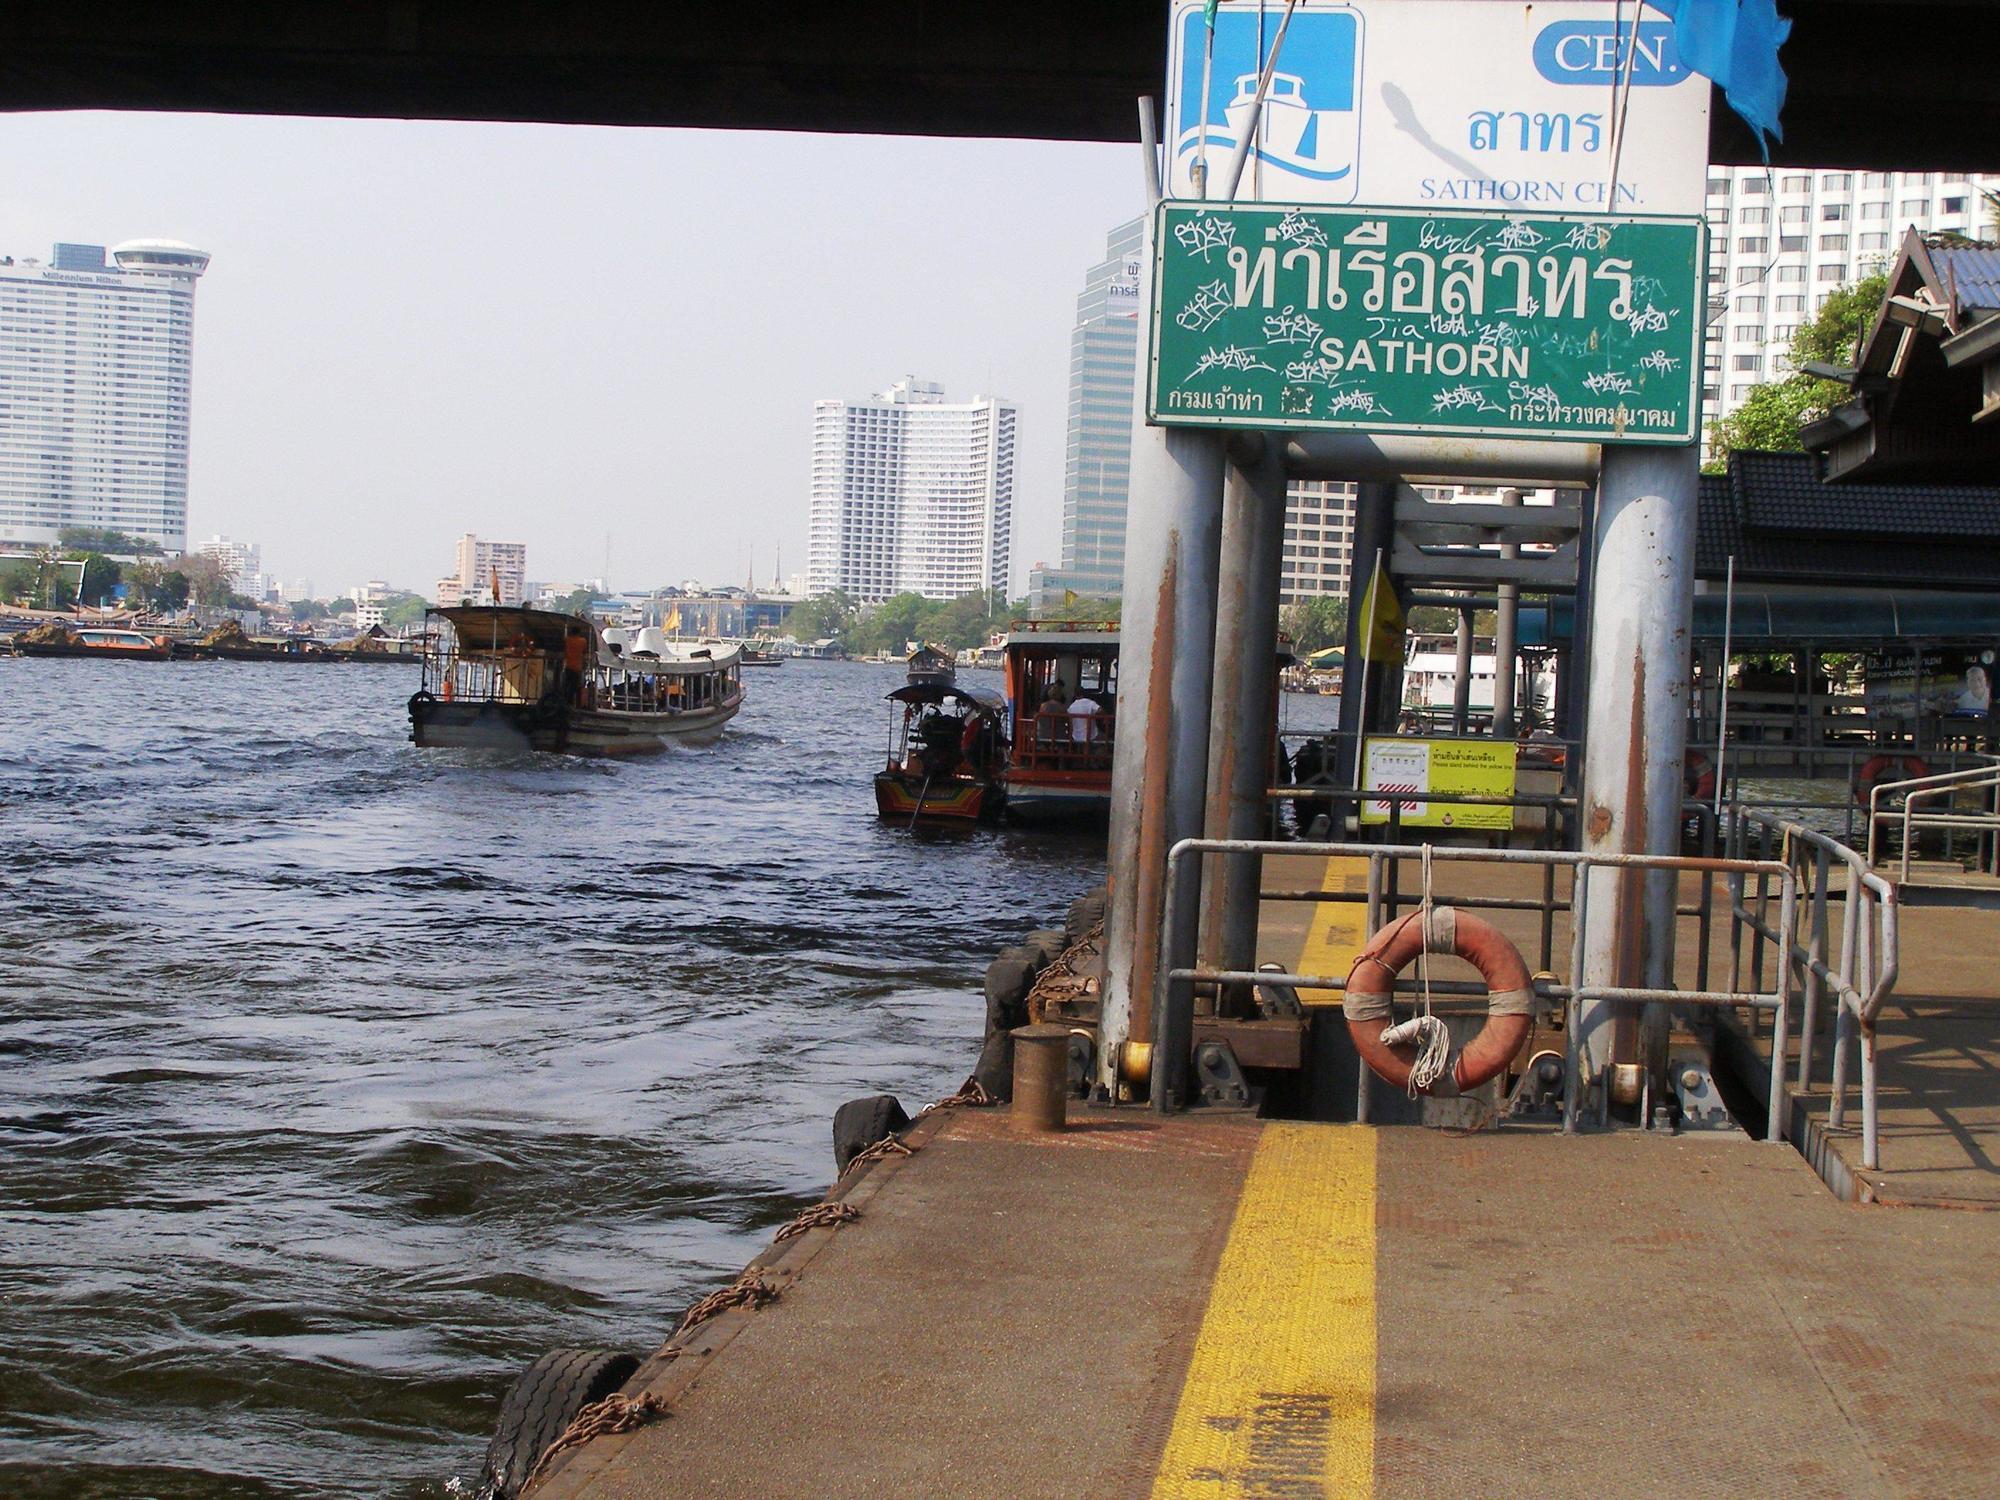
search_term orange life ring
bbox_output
[1854,753,1929,804]
[1684,748,1716,802]
[1344,907,1535,1095]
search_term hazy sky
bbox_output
[0,112,1142,598]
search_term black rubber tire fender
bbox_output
[480,1346,641,1499]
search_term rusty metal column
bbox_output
[1492,486,1523,738]
[1198,433,1289,1011]
[1577,445,1700,1097]
[1098,210,1228,1098]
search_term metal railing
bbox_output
[1156,836,1797,1141]
[1863,762,2000,880]
[1725,809,1900,1170]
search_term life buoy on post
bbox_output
[1854,753,1929,804]
[1344,907,1535,1095]
[1684,748,1717,802]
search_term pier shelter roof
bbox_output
[1697,449,2000,591]
[1804,230,2000,482]
[0,2,1996,169]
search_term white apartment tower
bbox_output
[807,378,1015,603]
[441,533,526,606]
[0,239,210,553]
[1703,167,1998,437]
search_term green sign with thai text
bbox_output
[1147,202,1705,444]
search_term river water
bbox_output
[0,657,1137,1497]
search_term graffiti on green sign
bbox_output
[1148,203,1704,442]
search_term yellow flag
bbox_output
[1357,552,1404,664]
[1063,589,1079,607]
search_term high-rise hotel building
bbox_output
[1703,168,1997,437]
[807,378,1015,603]
[1029,218,1144,605]
[0,239,210,553]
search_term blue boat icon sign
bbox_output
[1171,4,1363,201]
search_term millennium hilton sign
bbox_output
[1146,201,1705,444]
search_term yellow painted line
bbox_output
[1151,1124,1377,1500]
[1294,856,1369,1005]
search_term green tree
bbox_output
[71,551,123,606]
[123,559,191,611]
[788,588,858,642]
[0,558,35,605]
[156,553,235,608]
[329,597,356,616]
[380,593,430,631]
[1280,596,1347,654]
[289,598,330,621]
[57,525,162,556]
[550,587,600,617]
[1706,271,1889,465]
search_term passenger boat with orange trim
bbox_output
[999,622,1119,822]
[408,605,742,756]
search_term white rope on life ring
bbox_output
[1343,898,1536,1097]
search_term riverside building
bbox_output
[438,533,526,607]
[807,378,1015,604]
[0,239,210,554]
[196,534,264,601]
[1703,167,1999,442]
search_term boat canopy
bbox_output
[433,605,592,654]
[886,682,1007,715]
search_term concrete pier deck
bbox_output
[524,854,2000,1496]
[1726,893,2000,1206]
[537,1109,2000,1498]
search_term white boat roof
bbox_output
[606,640,741,673]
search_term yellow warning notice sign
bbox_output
[1358,735,1515,830]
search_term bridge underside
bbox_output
[1,2,1993,171]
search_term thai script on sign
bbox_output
[1151,203,1702,444]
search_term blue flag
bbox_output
[1670,0,1791,158]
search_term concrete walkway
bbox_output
[535,1109,2000,1498]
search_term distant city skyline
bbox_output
[0,112,1138,600]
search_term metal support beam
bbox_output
[1576,446,1700,1100]
[1492,486,1522,739]
[1334,481,1397,786]
[1452,608,1474,734]
[1286,433,1599,486]
[1099,212,1227,1099]
[1197,433,1288,1023]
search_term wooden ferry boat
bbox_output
[999,622,1119,821]
[874,679,1009,823]
[408,606,742,755]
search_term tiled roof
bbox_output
[1732,448,2000,538]
[1697,450,2000,587]
[1933,245,2000,315]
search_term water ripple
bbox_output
[0,656,1166,1495]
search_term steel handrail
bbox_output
[1732,810,1900,1171]
[1157,836,1795,1143]
[1866,760,2000,868]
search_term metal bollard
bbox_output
[1010,1024,1069,1134]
